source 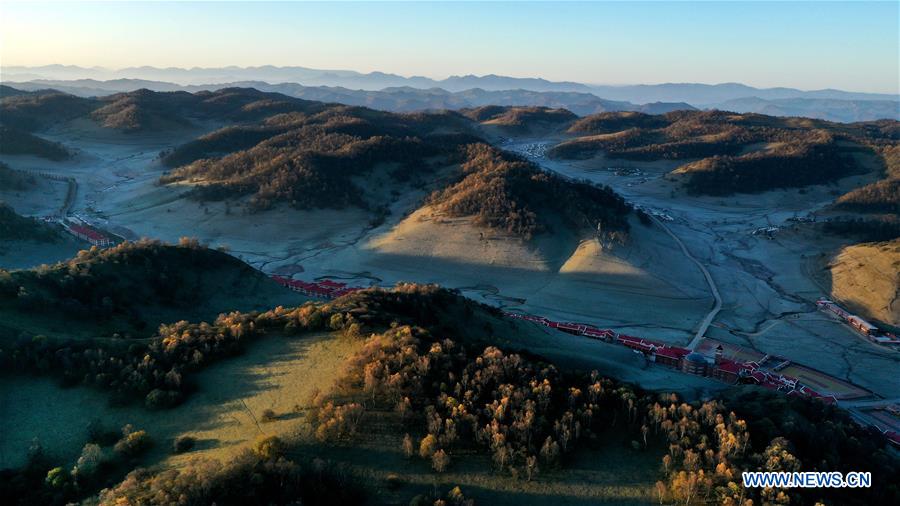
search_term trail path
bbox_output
[16,169,77,217]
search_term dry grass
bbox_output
[0,332,359,469]
[825,239,900,326]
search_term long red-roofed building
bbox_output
[67,223,113,247]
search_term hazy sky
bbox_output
[2,1,898,93]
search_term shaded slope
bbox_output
[0,239,303,339]
[0,126,70,160]
[0,202,60,242]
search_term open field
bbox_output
[818,240,900,327]
[0,332,357,470]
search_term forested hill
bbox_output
[157,105,481,211]
[0,202,60,242]
[551,110,899,196]
[0,87,327,133]
[0,239,302,338]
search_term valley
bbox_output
[1,87,898,506]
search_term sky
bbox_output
[2,1,898,93]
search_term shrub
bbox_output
[113,426,151,458]
[172,435,196,454]
[254,435,285,460]
[432,449,450,473]
[260,409,278,423]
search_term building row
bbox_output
[270,275,362,299]
[502,311,836,403]
[816,299,900,345]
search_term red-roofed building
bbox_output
[712,359,742,383]
[67,223,113,247]
[654,346,690,368]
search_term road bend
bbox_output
[516,146,724,351]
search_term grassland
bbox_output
[822,239,900,326]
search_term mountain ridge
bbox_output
[4,64,897,122]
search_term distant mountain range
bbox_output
[3,65,897,122]
[0,79,695,117]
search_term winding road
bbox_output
[511,141,724,351]
[650,216,722,350]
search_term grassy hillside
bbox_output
[824,239,899,326]
[428,143,631,238]
[0,202,60,242]
[0,239,302,339]
[550,110,894,195]
[0,126,70,160]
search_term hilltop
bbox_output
[428,143,630,238]
[159,102,631,239]
[158,104,479,211]
[0,90,95,131]
[460,105,577,134]
[0,87,327,133]
[0,239,303,339]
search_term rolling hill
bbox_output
[156,97,632,240]
[550,110,896,195]
[0,126,70,160]
[0,87,327,133]
[0,239,303,339]
[460,105,577,134]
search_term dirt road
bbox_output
[650,216,722,350]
